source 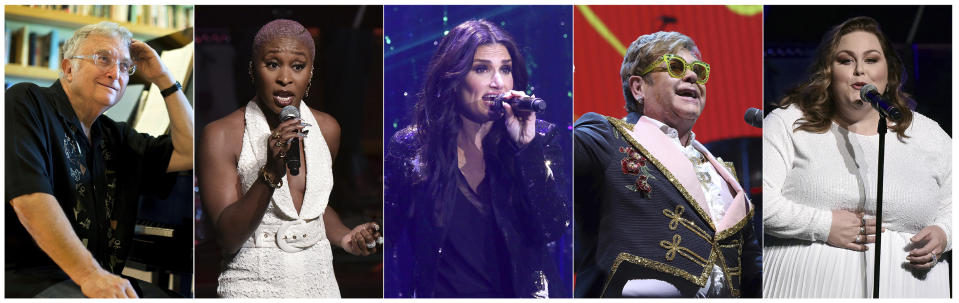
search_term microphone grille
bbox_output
[860,83,878,101]
[280,105,300,120]
[744,107,763,128]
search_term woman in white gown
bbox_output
[763,16,951,298]
[197,19,381,298]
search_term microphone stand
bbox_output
[872,114,887,299]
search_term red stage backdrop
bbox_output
[574,5,763,143]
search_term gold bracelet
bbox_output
[260,166,283,189]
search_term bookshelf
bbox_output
[5,6,181,38]
[5,5,194,83]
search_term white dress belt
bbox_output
[245,219,325,252]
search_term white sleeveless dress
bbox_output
[217,100,340,298]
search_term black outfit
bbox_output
[385,120,571,298]
[5,82,177,297]
[573,113,762,298]
[434,173,513,297]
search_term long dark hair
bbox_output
[779,16,912,138]
[411,19,528,200]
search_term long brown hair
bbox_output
[779,16,912,138]
[412,20,527,199]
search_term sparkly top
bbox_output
[385,119,572,298]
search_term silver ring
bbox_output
[859,226,865,234]
[931,253,938,264]
[275,141,284,147]
[366,242,376,248]
[855,235,862,243]
[861,218,866,227]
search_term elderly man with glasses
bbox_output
[5,21,193,298]
[573,31,760,298]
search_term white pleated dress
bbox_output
[763,105,951,298]
[217,101,340,298]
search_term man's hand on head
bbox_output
[129,39,174,88]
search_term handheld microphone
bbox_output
[744,107,763,128]
[493,95,547,113]
[279,105,301,176]
[860,84,902,121]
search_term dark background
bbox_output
[383,5,574,295]
[192,5,383,298]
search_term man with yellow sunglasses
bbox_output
[574,31,760,298]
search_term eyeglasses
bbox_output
[639,54,710,85]
[69,53,136,75]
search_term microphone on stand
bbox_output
[744,107,763,128]
[860,83,897,298]
[280,105,301,176]
[860,84,902,121]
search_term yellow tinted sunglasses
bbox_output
[640,54,710,85]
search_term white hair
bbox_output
[59,21,133,78]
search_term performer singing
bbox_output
[384,19,570,298]
[197,19,380,298]
[574,31,761,298]
[5,21,193,298]
[763,16,950,298]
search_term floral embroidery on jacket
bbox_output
[619,146,656,197]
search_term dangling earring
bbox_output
[304,69,314,99]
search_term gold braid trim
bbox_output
[716,208,755,241]
[608,116,717,231]
[714,238,744,297]
[659,234,710,266]
[664,205,686,230]
[604,116,751,297]
[663,205,713,241]
[723,161,739,181]
[601,251,716,295]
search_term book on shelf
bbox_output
[30,31,53,68]
[36,30,59,70]
[10,26,29,66]
[6,26,63,71]
[27,31,36,66]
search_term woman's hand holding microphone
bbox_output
[263,118,307,186]
[501,90,537,147]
